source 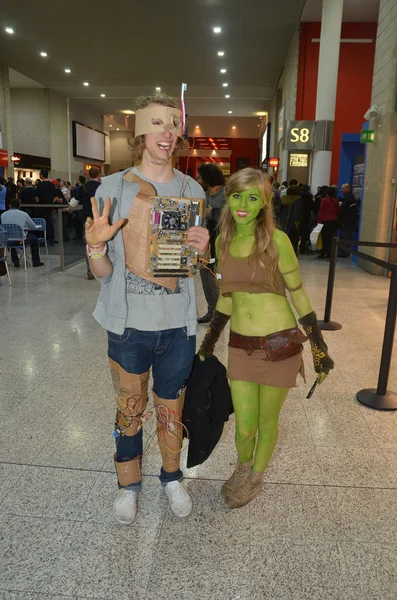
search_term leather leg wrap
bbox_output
[108,359,149,436]
[114,454,142,487]
[154,391,185,473]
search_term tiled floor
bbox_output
[1,254,397,600]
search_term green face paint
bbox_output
[228,186,264,228]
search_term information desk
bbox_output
[21,204,83,271]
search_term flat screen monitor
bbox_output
[73,121,106,162]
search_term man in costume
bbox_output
[86,93,209,524]
[199,168,333,508]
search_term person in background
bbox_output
[339,183,358,258]
[196,163,225,323]
[75,167,101,279]
[317,186,340,259]
[0,177,6,218]
[6,177,17,209]
[280,180,289,197]
[18,178,38,218]
[17,179,25,194]
[299,184,314,254]
[57,179,70,201]
[35,179,41,187]
[278,179,302,252]
[314,185,328,217]
[35,169,56,245]
[271,181,281,224]
[1,197,44,267]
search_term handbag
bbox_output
[310,224,323,248]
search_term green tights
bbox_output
[230,380,289,473]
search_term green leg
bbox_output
[230,380,260,464]
[253,385,289,473]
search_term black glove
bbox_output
[198,310,230,359]
[299,311,334,375]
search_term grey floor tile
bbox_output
[315,446,397,488]
[0,516,74,593]
[145,479,250,600]
[0,423,54,465]
[36,521,160,599]
[0,594,79,600]
[341,542,397,600]
[250,484,338,543]
[305,405,378,448]
[250,540,359,600]
[33,430,112,471]
[264,444,324,485]
[321,486,397,544]
[1,466,99,520]
[0,463,28,502]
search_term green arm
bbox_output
[273,229,312,319]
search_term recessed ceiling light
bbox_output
[232,126,236,130]
[109,124,112,127]
[40,52,48,57]
[195,125,200,128]
[64,68,71,74]
[156,86,161,92]
[217,51,225,56]
[213,27,222,34]
[222,83,228,88]
[228,110,232,114]
[220,69,227,74]
[100,93,106,97]
[122,109,135,114]
[225,94,230,98]
[83,82,89,86]
[5,27,14,34]
[117,128,120,131]
[255,111,267,116]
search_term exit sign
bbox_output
[360,129,375,143]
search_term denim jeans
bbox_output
[108,327,196,489]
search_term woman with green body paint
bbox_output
[199,168,334,508]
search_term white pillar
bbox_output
[311,0,344,191]
[0,64,13,176]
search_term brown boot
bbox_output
[226,471,265,509]
[221,460,253,500]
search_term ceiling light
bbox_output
[213,27,222,34]
[64,68,71,74]
[122,109,135,114]
[83,82,89,86]
[100,93,106,97]
[255,111,267,116]
[222,83,228,87]
[232,126,236,130]
[225,94,230,99]
[40,52,48,57]
[5,27,14,34]
[109,124,112,127]
[195,125,200,128]
[217,51,225,56]
[228,110,232,114]
[220,69,227,74]
[156,86,161,92]
[117,128,120,131]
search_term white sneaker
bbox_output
[164,480,193,518]
[113,489,138,525]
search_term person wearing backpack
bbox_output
[317,186,340,259]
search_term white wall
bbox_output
[48,90,68,180]
[109,130,133,173]
[11,89,50,157]
[359,0,397,273]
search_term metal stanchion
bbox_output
[318,237,342,331]
[357,264,397,411]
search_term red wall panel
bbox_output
[230,138,259,173]
[297,22,377,184]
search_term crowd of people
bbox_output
[0,167,101,274]
[271,177,359,260]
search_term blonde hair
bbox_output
[129,93,188,164]
[218,168,278,284]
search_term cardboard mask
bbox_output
[134,105,183,137]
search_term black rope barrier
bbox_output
[317,237,397,411]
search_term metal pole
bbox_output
[318,236,342,331]
[67,97,71,184]
[59,208,64,271]
[357,264,397,410]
